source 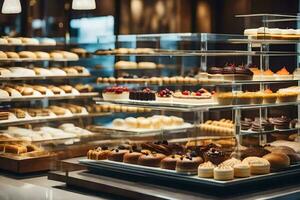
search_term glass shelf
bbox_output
[0,58,79,62]
[94,98,300,112]
[0,74,91,81]
[0,113,110,127]
[0,93,99,103]
[96,78,300,87]
[240,128,299,136]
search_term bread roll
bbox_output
[0,38,8,44]
[60,51,79,59]
[35,51,50,59]
[50,52,64,60]
[49,67,67,76]
[6,38,22,44]
[263,153,290,170]
[33,67,53,76]
[0,89,10,98]
[40,38,56,45]
[137,62,156,69]
[0,51,7,59]
[21,38,39,45]
[0,68,12,76]
[5,52,19,59]
[19,51,37,59]
[265,146,300,164]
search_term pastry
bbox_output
[21,38,39,45]
[240,147,270,159]
[129,88,156,101]
[242,157,270,175]
[277,92,298,103]
[275,67,292,80]
[176,156,203,173]
[40,38,56,45]
[234,163,250,178]
[262,69,275,80]
[251,118,274,132]
[160,155,181,170]
[27,109,50,117]
[204,148,227,165]
[217,92,234,105]
[48,85,63,95]
[71,48,87,57]
[35,51,50,59]
[265,146,300,164]
[137,62,156,69]
[156,88,173,102]
[48,106,67,116]
[3,87,21,97]
[18,51,37,59]
[213,164,234,181]
[263,89,277,104]
[269,116,291,129]
[108,149,130,162]
[138,153,166,167]
[0,51,7,59]
[123,151,143,164]
[263,152,290,170]
[102,86,130,100]
[4,144,27,154]
[0,68,12,76]
[14,86,34,96]
[33,67,53,76]
[60,51,79,60]
[198,161,216,178]
[115,61,138,69]
[5,52,19,59]
[236,92,252,105]
[59,85,73,93]
[62,67,78,75]
[50,52,64,60]
[0,38,8,44]
[87,147,110,160]
[9,67,36,77]
[75,84,93,93]
[6,38,22,44]
[32,85,48,95]
[50,67,67,76]
[172,88,213,104]
[221,158,242,168]
[10,108,26,118]
[0,112,9,120]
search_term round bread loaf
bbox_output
[263,152,290,170]
[0,51,7,59]
[5,52,19,59]
[19,51,37,59]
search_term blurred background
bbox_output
[0,0,299,39]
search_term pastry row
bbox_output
[112,115,186,130]
[88,104,151,113]
[197,119,234,136]
[0,66,89,77]
[115,61,163,69]
[241,116,298,132]
[251,67,298,80]
[217,89,298,105]
[244,27,300,39]
[0,37,56,45]
[2,123,93,142]
[0,50,78,60]
[0,83,94,98]
[95,48,155,55]
[0,142,49,158]
[87,141,299,181]
[0,104,89,121]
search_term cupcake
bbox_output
[263,89,277,104]
[217,92,234,105]
[252,92,263,104]
[275,67,293,80]
[198,161,216,178]
[213,164,234,181]
[236,92,252,105]
[277,92,298,103]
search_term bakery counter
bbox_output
[48,168,300,200]
[0,173,111,200]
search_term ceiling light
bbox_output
[2,0,22,14]
[72,0,96,10]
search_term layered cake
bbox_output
[129,88,156,101]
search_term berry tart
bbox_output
[172,88,214,104]
[102,86,130,101]
[156,88,173,102]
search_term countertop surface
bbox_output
[0,173,116,200]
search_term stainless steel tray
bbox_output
[79,159,300,187]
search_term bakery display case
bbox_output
[68,16,300,190]
[0,37,115,173]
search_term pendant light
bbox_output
[72,0,96,10]
[2,0,22,14]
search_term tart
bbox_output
[102,86,130,101]
[172,89,213,104]
[156,88,173,102]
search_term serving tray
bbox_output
[79,159,300,188]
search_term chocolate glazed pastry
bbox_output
[240,147,271,160]
[241,118,253,130]
[269,116,291,130]
[222,64,235,74]
[251,119,274,132]
[204,148,227,165]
